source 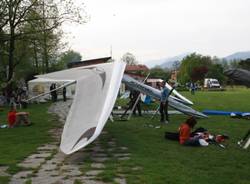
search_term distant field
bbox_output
[107,88,250,184]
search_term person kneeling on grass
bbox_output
[179,116,208,146]
[8,106,31,128]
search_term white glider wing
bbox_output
[36,61,126,154]
[165,83,193,105]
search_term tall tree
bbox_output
[60,50,82,66]
[121,52,138,65]
[0,0,87,84]
[178,53,212,84]
[149,67,171,81]
[206,64,225,84]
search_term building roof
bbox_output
[125,64,149,72]
[67,57,112,68]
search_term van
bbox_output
[204,78,221,88]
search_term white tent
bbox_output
[28,78,75,102]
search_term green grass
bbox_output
[106,88,250,184]
[0,103,57,182]
[0,89,249,184]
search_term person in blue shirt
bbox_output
[160,81,170,123]
[159,81,176,123]
[190,82,195,95]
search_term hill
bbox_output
[144,53,190,68]
[224,51,250,61]
[143,51,250,69]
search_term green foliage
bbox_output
[149,67,171,81]
[0,0,87,83]
[58,50,82,69]
[178,53,212,84]
[206,64,226,84]
[178,53,228,85]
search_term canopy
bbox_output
[35,61,126,154]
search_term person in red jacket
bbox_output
[7,106,17,128]
[179,117,196,144]
[7,106,30,128]
[179,116,208,146]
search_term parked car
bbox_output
[204,78,221,88]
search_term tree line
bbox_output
[149,53,250,86]
[178,53,250,86]
[0,0,86,90]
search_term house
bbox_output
[146,78,163,89]
[125,64,149,81]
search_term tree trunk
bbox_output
[43,39,49,73]
[42,0,49,73]
[33,42,39,73]
[8,28,15,82]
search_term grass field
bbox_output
[106,88,250,184]
[0,103,57,183]
[0,89,249,184]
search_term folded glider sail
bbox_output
[35,61,126,154]
[224,68,250,87]
[165,82,193,105]
[122,74,207,118]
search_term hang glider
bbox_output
[224,68,250,87]
[32,61,207,154]
[34,61,125,154]
[122,74,206,118]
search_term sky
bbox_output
[62,0,250,63]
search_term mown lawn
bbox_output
[0,89,249,184]
[0,103,58,183]
[106,88,250,184]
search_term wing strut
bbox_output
[26,80,76,102]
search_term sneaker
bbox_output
[199,139,209,146]
[161,120,168,124]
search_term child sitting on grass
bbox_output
[8,105,31,128]
[179,116,208,146]
[165,117,208,146]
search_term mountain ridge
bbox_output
[143,51,250,69]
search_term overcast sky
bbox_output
[63,0,250,63]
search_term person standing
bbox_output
[130,90,142,116]
[50,83,57,102]
[54,84,58,102]
[63,87,67,102]
[190,82,195,95]
[160,81,170,123]
[50,84,55,101]
[120,89,142,119]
